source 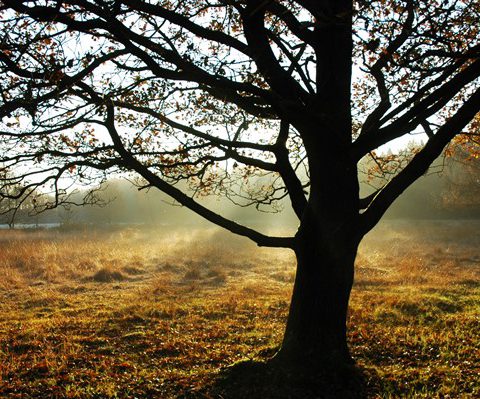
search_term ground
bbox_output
[0,220,479,398]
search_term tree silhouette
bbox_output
[1,0,479,368]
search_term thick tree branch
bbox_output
[242,1,311,107]
[265,2,316,45]
[274,121,307,219]
[353,58,480,157]
[358,189,382,211]
[104,103,294,248]
[359,87,480,234]
[267,34,315,94]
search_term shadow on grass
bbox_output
[206,358,380,399]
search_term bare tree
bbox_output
[0,0,479,368]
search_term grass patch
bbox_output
[92,267,127,283]
[0,222,478,398]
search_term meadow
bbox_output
[0,220,478,398]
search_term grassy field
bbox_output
[0,221,479,398]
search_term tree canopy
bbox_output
[0,0,478,240]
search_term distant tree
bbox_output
[0,168,20,226]
[0,167,41,226]
[441,143,480,215]
[1,0,479,370]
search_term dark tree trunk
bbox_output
[276,0,357,365]
[277,221,360,367]
[275,144,361,368]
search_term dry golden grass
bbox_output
[0,221,478,398]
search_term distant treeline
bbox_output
[376,152,480,219]
[2,153,480,227]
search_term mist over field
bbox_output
[3,153,480,230]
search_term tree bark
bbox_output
[277,217,360,368]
